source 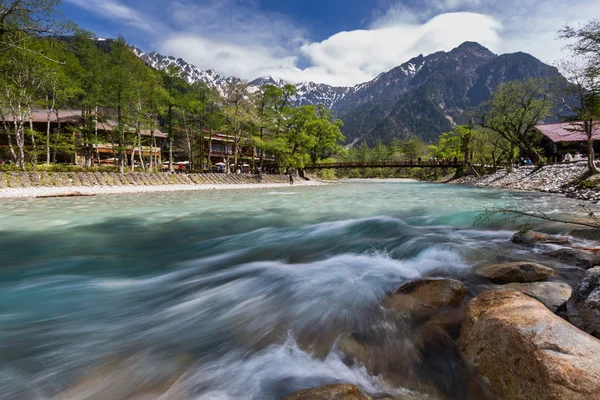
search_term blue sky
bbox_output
[62,0,599,86]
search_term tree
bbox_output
[0,33,47,169]
[274,105,316,172]
[556,58,600,174]
[253,84,283,170]
[159,65,187,173]
[308,104,344,164]
[104,36,140,173]
[561,20,600,75]
[401,137,427,160]
[70,32,107,166]
[0,1,74,60]
[475,79,553,163]
[222,79,255,173]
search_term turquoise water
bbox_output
[0,182,591,399]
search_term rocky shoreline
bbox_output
[449,161,600,202]
[281,229,600,400]
[0,172,325,198]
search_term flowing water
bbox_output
[0,181,594,399]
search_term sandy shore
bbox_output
[0,180,327,199]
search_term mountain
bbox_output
[131,42,562,145]
[332,42,562,145]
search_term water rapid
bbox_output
[0,181,593,399]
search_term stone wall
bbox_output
[0,172,290,189]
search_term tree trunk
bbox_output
[94,106,100,166]
[52,110,61,163]
[168,105,174,173]
[588,135,598,174]
[169,139,173,173]
[2,113,16,163]
[45,94,53,165]
[27,108,36,165]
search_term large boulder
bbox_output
[460,290,600,400]
[384,278,467,315]
[283,384,371,400]
[568,228,600,241]
[543,248,600,269]
[512,231,570,245]
[476,262,556,284]
[567,270,600,338]
[502,281,572,312]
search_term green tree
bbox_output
[0,34,48,168]
[557,58,600,174]
[272,105,316,172]
[475,79,552,163]
[104,36,143,173]
[254,84,283,169]
[222,79,256,173]
[159,65,187,172]
[308,104,344,163]
[401,137,427,160]
[0,0,73,57]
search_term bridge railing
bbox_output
[305,161,466,169]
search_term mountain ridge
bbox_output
[129,42,561,145]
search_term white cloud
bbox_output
[293,12,501,86]
[67,0,600,87]
[65,0,156,33]
[162,11,501,86]
[159,35,301,80]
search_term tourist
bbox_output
[417,157,421,165]
[179,163,184,174]
[289,173,294,185]
[574,152,583,161]
[564,153,574,162]
[453,156,458,165]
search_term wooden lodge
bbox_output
[536,121,600,162]
[0,109,167,166]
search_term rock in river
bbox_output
[476,262,556,284]
[543,248,600,269]
[384,278,467,315]
[502,282,572,312]
[511,231,570,245]
[460,290,600,400]
[283,384,371,400]
[567,269,600,338]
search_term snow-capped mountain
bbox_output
[131,46,359,108]
[130,42,562,146]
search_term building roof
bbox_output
[4,109,167,138]
[536,121,600,143]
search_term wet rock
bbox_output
[567,269,600,338]
[476,261,556,284]
[283,384,371,400]
[588,267,600,275]
[56,352,191,400]
[384,278,467,315]
[502,281,572,312]
[512,231,570,245]
[543,248,600,269]
[460,290,600,400]
[568,228,600,241]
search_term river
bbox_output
[0,181,593,399]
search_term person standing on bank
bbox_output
[289,173,294,185]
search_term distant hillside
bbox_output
[129,41,562,146]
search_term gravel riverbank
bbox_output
[0,172,326,198]
[450,161,600,202]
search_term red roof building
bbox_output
[536,121,600,143]
[536,121,600,162]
